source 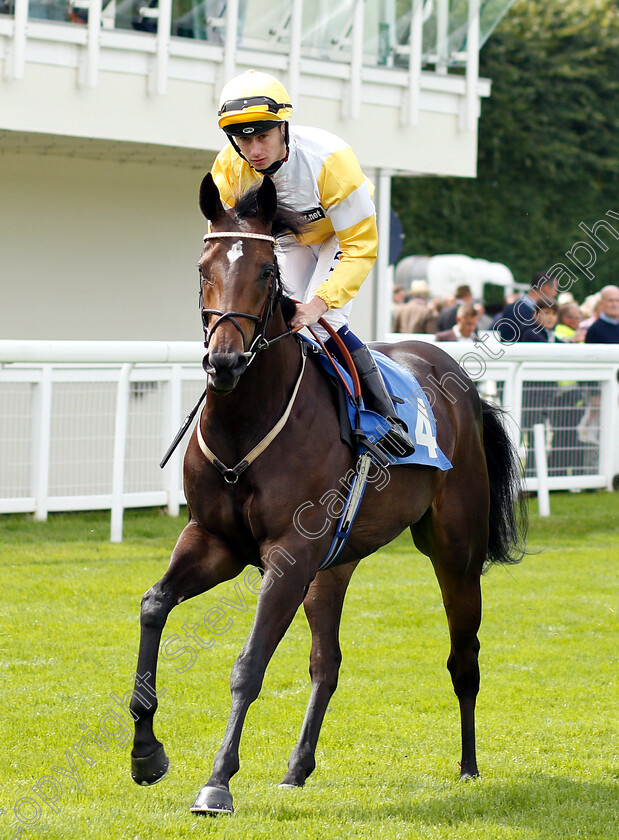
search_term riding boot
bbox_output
[350,345,416,458]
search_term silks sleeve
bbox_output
[313,148,378,309]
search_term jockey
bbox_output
[211,69,415,457]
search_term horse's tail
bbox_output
[481,400,528,571]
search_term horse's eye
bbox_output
[261,265,274,282]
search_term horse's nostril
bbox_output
[206,351,248,391]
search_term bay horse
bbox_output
[129,174,526,814]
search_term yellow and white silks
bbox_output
[210,125,378,337]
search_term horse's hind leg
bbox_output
[413,505,486,780]
[130,521,240,785]
[281,562,358,787]
[435,560,482,780]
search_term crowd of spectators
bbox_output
[391,268,618,478]
[392,269,619,346]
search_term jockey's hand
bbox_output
[289,296,328,331]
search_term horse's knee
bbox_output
[140,584,173,630]
[229,649,264,703]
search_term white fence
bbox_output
[1,339,618,540]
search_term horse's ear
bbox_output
[256,175,277,226]
[199,173,226,223]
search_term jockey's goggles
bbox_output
[218,96,292,134]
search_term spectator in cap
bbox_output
[557,291,575,305]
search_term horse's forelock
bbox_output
[233,181,307,240]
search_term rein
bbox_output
[306,322,361,401]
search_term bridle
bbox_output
[195,228,306,485]
[200,230,293,370]
[159,229,296,472]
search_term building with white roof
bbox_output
[0,0,514,341]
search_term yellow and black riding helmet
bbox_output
[218,70,293,173]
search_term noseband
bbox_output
[200,231,292,368]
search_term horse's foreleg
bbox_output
[130,578,175,785]
[192,558,312,814]
[281,563,357,787]
[130,522,240,786]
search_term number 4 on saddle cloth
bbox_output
[303,336,452,472]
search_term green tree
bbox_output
[392,0,619,300]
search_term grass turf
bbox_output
[0,492,616,839]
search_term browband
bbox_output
[203,231,276,244]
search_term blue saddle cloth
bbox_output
[304,338,452,471]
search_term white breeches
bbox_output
[276,234,353,342]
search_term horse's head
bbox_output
[198,174,281,394]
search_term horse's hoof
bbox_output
[190,785,234,815]
[131,745,170,786]
[279,767,308,787]
[278,774,305,788]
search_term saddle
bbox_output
[301,333,452,472]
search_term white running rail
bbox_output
[1,339,618,541]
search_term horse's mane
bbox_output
[233,181,308,239]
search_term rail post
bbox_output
[110,364,133,542]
